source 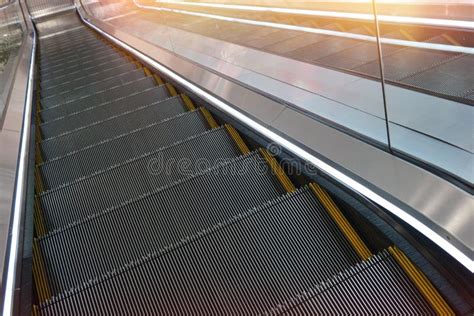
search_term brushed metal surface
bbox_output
[77,6,473,265]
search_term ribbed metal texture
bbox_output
[38,187,360,314]
[39,110,210,189]
[27,0,74,19]
[39,126,240,206]
[40,46,119,72]
[39,95,185,160]
[40,58,133,89]
[39,149,286,295]
[40,69,146,108]
[40,63,137,100]
[40,87,170,137]
[39,77,156,119]
[39,43,115,66]
[270,250,434,315]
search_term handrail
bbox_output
[0,1,36,315]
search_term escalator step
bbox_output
[38,129,255,293]
[40,68,147,108]
[39,95,185,160]
[41,67,146,107]
[40,57,130,87]
[40,63,137,98]
[40,76,156,118]
[39,46,118,72]
[272,249,434,315]
[40,37,105,59]
[39,43,113,65]
[38,110,210,189]
[40,49,124,79]
[38,186,360,313]
[40,86,170,137]
[39,126,241,206]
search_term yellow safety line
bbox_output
[32,239,51,302]
[259,148,296,192]
[400,29,416,42]
[153,74,165,85]
[441,34,461,46]
[389,246,455,315]
[181,94,196,111]
[34,167,45,195]
[35,125,43,143]
[165,83,178,96]
[32,305,40,316]
[335,23,346,32]
[225,124,250,154]
[200,108,219,129]
[35,145,43,164]
[309,183,372,260]
[34,197,47,237]
[143,67,152,76]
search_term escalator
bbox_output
[31,13,457,315]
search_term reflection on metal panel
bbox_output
[26,0,74,19]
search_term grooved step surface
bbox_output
[40,77,156,119]
[39,94,183,160]
[39,110,210,190]
[40,86,170,137]
[40,68,146,108]
[39,187,359,314]
[40,62,137,98]
[39,150,288,294]
[41,58,131,88]
[271,250,434,315]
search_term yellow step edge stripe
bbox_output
[35,125,43,143]
[32,305,40,316]
[33,239,51,301]
[165,83,178,96]
[34,167,45,194]
[35,145,43,164]
[180,94,196,111]
[309,183,372,260]
[34,197,47,237]
[259,148,296,193]
[32,241,50,302]
[153,74,165,85]
[200,108,219,129]
[388,246,455,315]
[225,124,250,155]
[143,67,152,77]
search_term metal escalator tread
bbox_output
[39,43,114,65]
[272,249,434,315]
[39,95,186,160]
[40,63,137,98]
[40,37,104,57]
[38,186,360,314]
[37,130,256,294]
[38,110,210,191]
[39,126,239,198]
[40,57,130,87]
[40,76,156,118]
[40,68,147,108]
[40,86,170,137]
[39,46,118,72]
[40,49,124,78]
[40,35,98,52]
[39,78,155,123]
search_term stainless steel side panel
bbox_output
[78,7,473,268]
